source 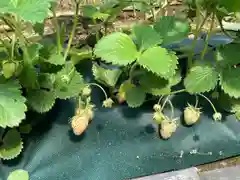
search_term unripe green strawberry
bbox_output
[160,119,177,139]
[183,104,201,125]
[153,111,165,124]
[2,61,16,79]
[213,112,222,121]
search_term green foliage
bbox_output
[154,16,190,44]
[216,44,240,67]
[92,63,122,87]
[82,5,109,21]
[138,47,178,79]
[53,62,85,99]
[0,0,54,23]
[7,169,29,180]
[132,24,163,50]
[125,86,146,108]
[45,53,65,66]
[184,62,219,94]
[94,32,139,66]
[220,68,240,98]
[0,129,23,160]
[26,89,56,113]
[0,79,27,128]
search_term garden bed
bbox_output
[1,0,240,180]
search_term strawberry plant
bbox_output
[0,0,94,160]
[91,0,240,139]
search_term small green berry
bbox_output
[102,98,114,108]
[153,104,161,112]
[213,112,222,121]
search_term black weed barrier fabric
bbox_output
[1,35,240,180]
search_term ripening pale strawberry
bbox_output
[184,104,201,125]
[160,119,177,139]
[71,115,89,136]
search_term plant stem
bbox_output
[63,1,80,61]
[11,34,15,60]
[167,100,174,119]
[187,8,208,70]
[89,83,108,100]
[198,93,217,113]
[129,62,138,81]
[52,9,62,53]
[194,94,199,108]
[200,12,215,60]
[169,89,186,95]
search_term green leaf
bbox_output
[138,47,178,79]
[38,73,56,90]
[19,124,32,134]
[133,24,163,50]
[19,64,39,89]
[33,23,45,36]
[7,169,29,180]
[216,43,240,67]
[154,16,190,44]
[139,70,181,96]
[184,63,218,94]
[26,89,56,113]
[220,67,240,98]
[92,63,122,87]
[235,111,240,121]
[54,62,85,99]
[125,86,146,108]
[218,92,240,113]
[0,129,23,160]
[94,32,139,66]
[0,80,27,128]
[46,53,65,65]
[82,5,109,20]
[70,47,93,65]
[0,0,54,23]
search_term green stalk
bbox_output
[52,9,62,53]
[89,83,108,100]
[187,8,208,70]
[198,93,217,113]
[129,62,138,81]
[63,1,81,61]
[200,12,215,60]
